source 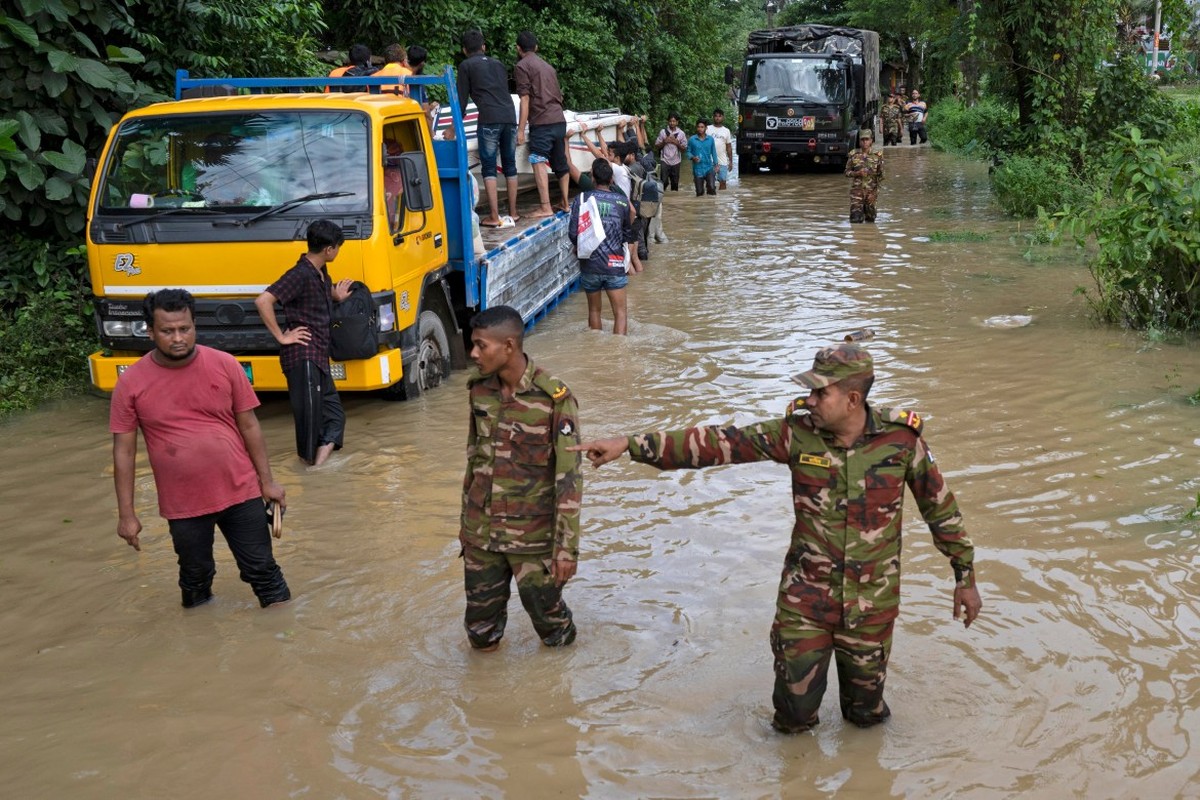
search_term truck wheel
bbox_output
[388,310,451,400]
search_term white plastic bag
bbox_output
[576,194,603,259]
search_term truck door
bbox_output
[381,117,445,333]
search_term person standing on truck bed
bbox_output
[515,30,571,218]
[326,43,377,93]
[255,220,353,467]
[458,29,520,229]
[374,43,412,96]
[110,288,291,610]
[844,129,884,223]
[687,118,718,197]
[459,305,582,652]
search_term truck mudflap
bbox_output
[88,348,402,393]
[479,214,579,323]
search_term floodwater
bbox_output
[4,146,1200,799]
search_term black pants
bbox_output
[167,497,290,607]
[284,360,344,463]
[909,123,927,145]
[661,162,681,191]
[694,170,716,196]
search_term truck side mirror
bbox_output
[398,152,435,211]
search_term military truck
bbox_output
[86,69,578,398]
[736,25,880,170]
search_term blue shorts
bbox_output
[716,164,729,182]
[580,272,628,292]
[528,122,569,177]
[478,123,518,180]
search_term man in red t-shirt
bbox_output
[110,289,291,608]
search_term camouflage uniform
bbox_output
[625,346,975,732]
[880,100,903,146]
[460,357,582,648]
[844,147,884,223]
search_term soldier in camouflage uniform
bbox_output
[844,129,884,223]
[880,94,903,146]
[460,305,582,651]
[572,343,982,733]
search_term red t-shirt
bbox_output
[110,345,263,519]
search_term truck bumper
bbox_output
[88,349,403,393]
[738,140,848,164]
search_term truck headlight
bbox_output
[103,320,149,337]
[377,302,396,331]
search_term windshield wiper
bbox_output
[232,192,356,227]
[114,205,222,231]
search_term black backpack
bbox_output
[336,64,379,93]
[330,281,378,361]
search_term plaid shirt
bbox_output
[265,254,333,373]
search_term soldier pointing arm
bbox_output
[572,342,982,733]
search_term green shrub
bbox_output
[990,154,1085,217]
[0,233,95,417]
[1061,127,1200,331]
[926,98,1017,157]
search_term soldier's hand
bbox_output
[550,555,576,586]
[954,584,982,629]
[568,437,629,467]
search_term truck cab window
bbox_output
[96,112,371,213]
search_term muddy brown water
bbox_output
[4,146,1200,799]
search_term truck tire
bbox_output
[387,310,451,400]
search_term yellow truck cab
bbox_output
[87,69,577,397]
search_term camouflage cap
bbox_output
[858,128,874,140]
[792,343,874,389]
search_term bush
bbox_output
[926,98,1017,157]
[1061,127,1200,331]
[990,154,1086,217]
[0,233,95,418]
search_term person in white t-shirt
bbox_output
[709,108,734,190]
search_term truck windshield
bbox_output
[96,111,370,213]
[742,57,846,104]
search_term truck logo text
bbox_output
[113,253,141,276]
[765,116,815,131]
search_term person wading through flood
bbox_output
[570,341,982,734]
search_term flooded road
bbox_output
[4,146,1200,798]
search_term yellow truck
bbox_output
[86,70,578,397]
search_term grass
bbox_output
[928,230,992,242]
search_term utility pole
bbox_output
[765,0,778,28]
[1151,0,1162,75]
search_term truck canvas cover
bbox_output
[746,25,879,105]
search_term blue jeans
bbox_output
[478,123,517,180]
[167,497,290,608]
[580,272,628,292]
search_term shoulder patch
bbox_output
[531,369,571,402]
[887,408,924,434]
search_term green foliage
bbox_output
[926,98,1017,157]
[0,233,95,417]
[318,0,753,124]
[991,154,1086,217]
[0,0,164,238]
[928,231,992,242]
[1083,53,1181,147]
[1060,127,1200,331]
[132,0,328,79]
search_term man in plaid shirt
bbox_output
[255,219,353,466]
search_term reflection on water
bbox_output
[3,147,1199,798]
